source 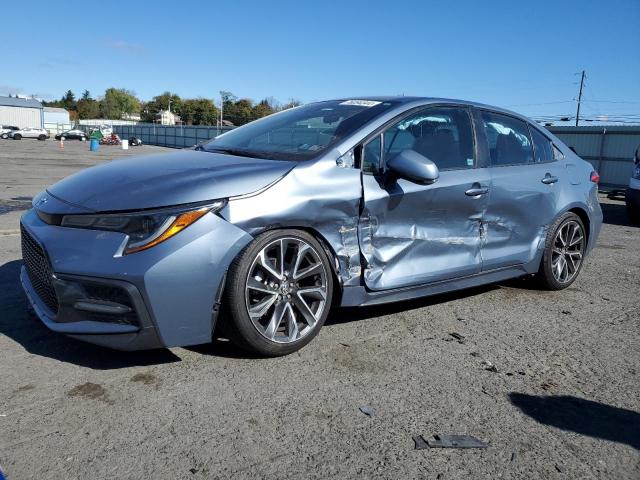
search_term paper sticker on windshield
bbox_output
[340,100,381,107]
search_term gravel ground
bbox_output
[0,139,638,479]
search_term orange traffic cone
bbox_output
[59,138,64,149]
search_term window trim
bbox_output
[361,133,383,175]
[477,108,535,168]
[528,123,557,164]
[358,103,478,174]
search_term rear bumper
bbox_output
[20,208,253,350]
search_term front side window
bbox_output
[530,127,554,163]
[203,99,398,161]
[362,134,382,174]
[381,106,476,171]
[481,111,533,166]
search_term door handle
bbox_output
[541,174,558,184]
[465,186,489,196]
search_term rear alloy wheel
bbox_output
[38,134,46,140]
[537,212,586,289]
[224,230,333,356]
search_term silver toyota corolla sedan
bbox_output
[21,97,603,356]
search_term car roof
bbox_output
[327,96,531,123]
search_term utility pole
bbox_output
[575,70,585,127]
[220,95,224,130]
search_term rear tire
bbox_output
[536,212,586,290]
[223,229,334,356]
[38,135,46,140]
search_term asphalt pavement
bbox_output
[0,139,638,479]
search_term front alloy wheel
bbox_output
[224,230,333,356]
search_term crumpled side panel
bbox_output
[221,157,363,286]
[359,170,490,291]
[480,162,563,271]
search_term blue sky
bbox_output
[2,0,639,122]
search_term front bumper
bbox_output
[20,208,253,350]
[20,267,164,350]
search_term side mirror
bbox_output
[387,149,439,185]
[635,145,640,165]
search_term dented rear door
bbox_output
[477,110,562,270]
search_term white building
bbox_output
[43,107,71,135]
[0,96,43,128]
[156,109,181,125]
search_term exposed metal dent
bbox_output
[359,170,490,291]
[222,156,364,286]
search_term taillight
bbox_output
[590,171,600,183]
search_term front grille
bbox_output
[21,224,59,314]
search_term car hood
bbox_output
[45,150,296,212]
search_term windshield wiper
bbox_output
[204,147,257,158]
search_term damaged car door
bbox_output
[478,110,563,270]
[359,106,490,290]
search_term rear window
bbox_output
[481,111,533,166]
[530,127,554,163]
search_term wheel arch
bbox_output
[565,206,591,249]
[259,225,345,305]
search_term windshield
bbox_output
[203,99,398,161]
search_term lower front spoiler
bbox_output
[20,266,164,350]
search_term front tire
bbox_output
[536,212,586,290]
[223,229,334,356]
[13,134,21,140]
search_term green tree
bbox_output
[81,89,91,101]
[76,98,100,119]
[100,88,140,119]
[61,90,76,110]
[225,98,255,126]
[182,98,218,125]
[252,99,276,120]
[141,92,182,123]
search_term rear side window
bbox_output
[481,111,533,166]
[383,106,476,170]
[530,127,554,163]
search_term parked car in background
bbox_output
[626,145,640,224]
[9,127,49,140]
[21,97,602,356]
[0,125,19,139]
[55,129,87,141]
[128,137,143,146]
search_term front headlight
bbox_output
[61,200,226,255]
[632,164,640,180]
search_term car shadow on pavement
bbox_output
[509,393,640,450]
[600,200,637,227]
[0,260,181,370]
